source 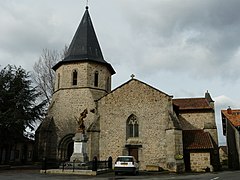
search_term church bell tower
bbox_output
[36,6,115,162]
[53,6,115,97]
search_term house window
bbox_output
[94,71,99,87]
[127,115,139,139]
[72,70,78,86]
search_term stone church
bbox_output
[35,6,220,172]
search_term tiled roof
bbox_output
[183,130,214,150]
[221,109,240,127]
[173,98,212,110]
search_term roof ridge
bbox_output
[173,97,206,100]
[183,130,214,150]
[97,78,172,102]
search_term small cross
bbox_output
[131,74,135,79]
[86,0,89,6]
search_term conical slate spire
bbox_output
[64,6,104,62]
[53,6,115,74]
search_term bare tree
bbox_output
[32,46,68,105]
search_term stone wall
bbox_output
[219,147,228,165]
[180,112,214,129]
[54,62,112,94]
[37,61,112,161]
[226,120,240,169]
[87,130,100,159]
[98,79,183,171]
[179,106,219,171]
[166,129,185,172]
[190,152,211,172]
[49,89,98,137]
[180,111,218,145]
[234,126,240,168]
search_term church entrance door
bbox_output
[128,148,138,161]
[184,150,191,172]
[67,142,74,160]
[58,134,74,161]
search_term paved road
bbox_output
[0,169,240,180]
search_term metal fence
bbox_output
[42,156,112,172]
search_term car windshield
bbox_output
[116,157,133,162]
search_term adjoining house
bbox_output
[219,146,228,166]
[182,130,218,172]
[0,136,34,165]
[35,6,220,172]
[221,107,240,169]
[173,96,220,172]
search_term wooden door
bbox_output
[129,148,138,161]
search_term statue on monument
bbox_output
[70,108,89,163]
[76,108,88,133]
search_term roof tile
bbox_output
[183,130,214,150]
[222,109,240,127]
[173,98,212,110]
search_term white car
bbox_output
[114,156,139,175]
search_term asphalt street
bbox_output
[0,169,240,180]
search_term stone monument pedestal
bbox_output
[70,132,89,162]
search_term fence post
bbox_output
[42,157,47,173]
[73,160,75,172]
[62,161,65,172]
[92,156,98,171]
[108,156,113,170]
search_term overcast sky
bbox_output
[1,0,240,145]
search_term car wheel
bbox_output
[132,170,136,176]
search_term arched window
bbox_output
[126,115,139,139]
[94,71,99,87]
[57,73,60,89]
[106,77,111,92]
[72,70,78,86]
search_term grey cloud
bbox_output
[0,1,71,69]
[1,0,239,144]
[115,0,240,80]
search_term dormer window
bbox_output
[94,71,99,87]
[72,70,78,86]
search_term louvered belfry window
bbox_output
[94,71,99,87]
[72,70,78,85]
